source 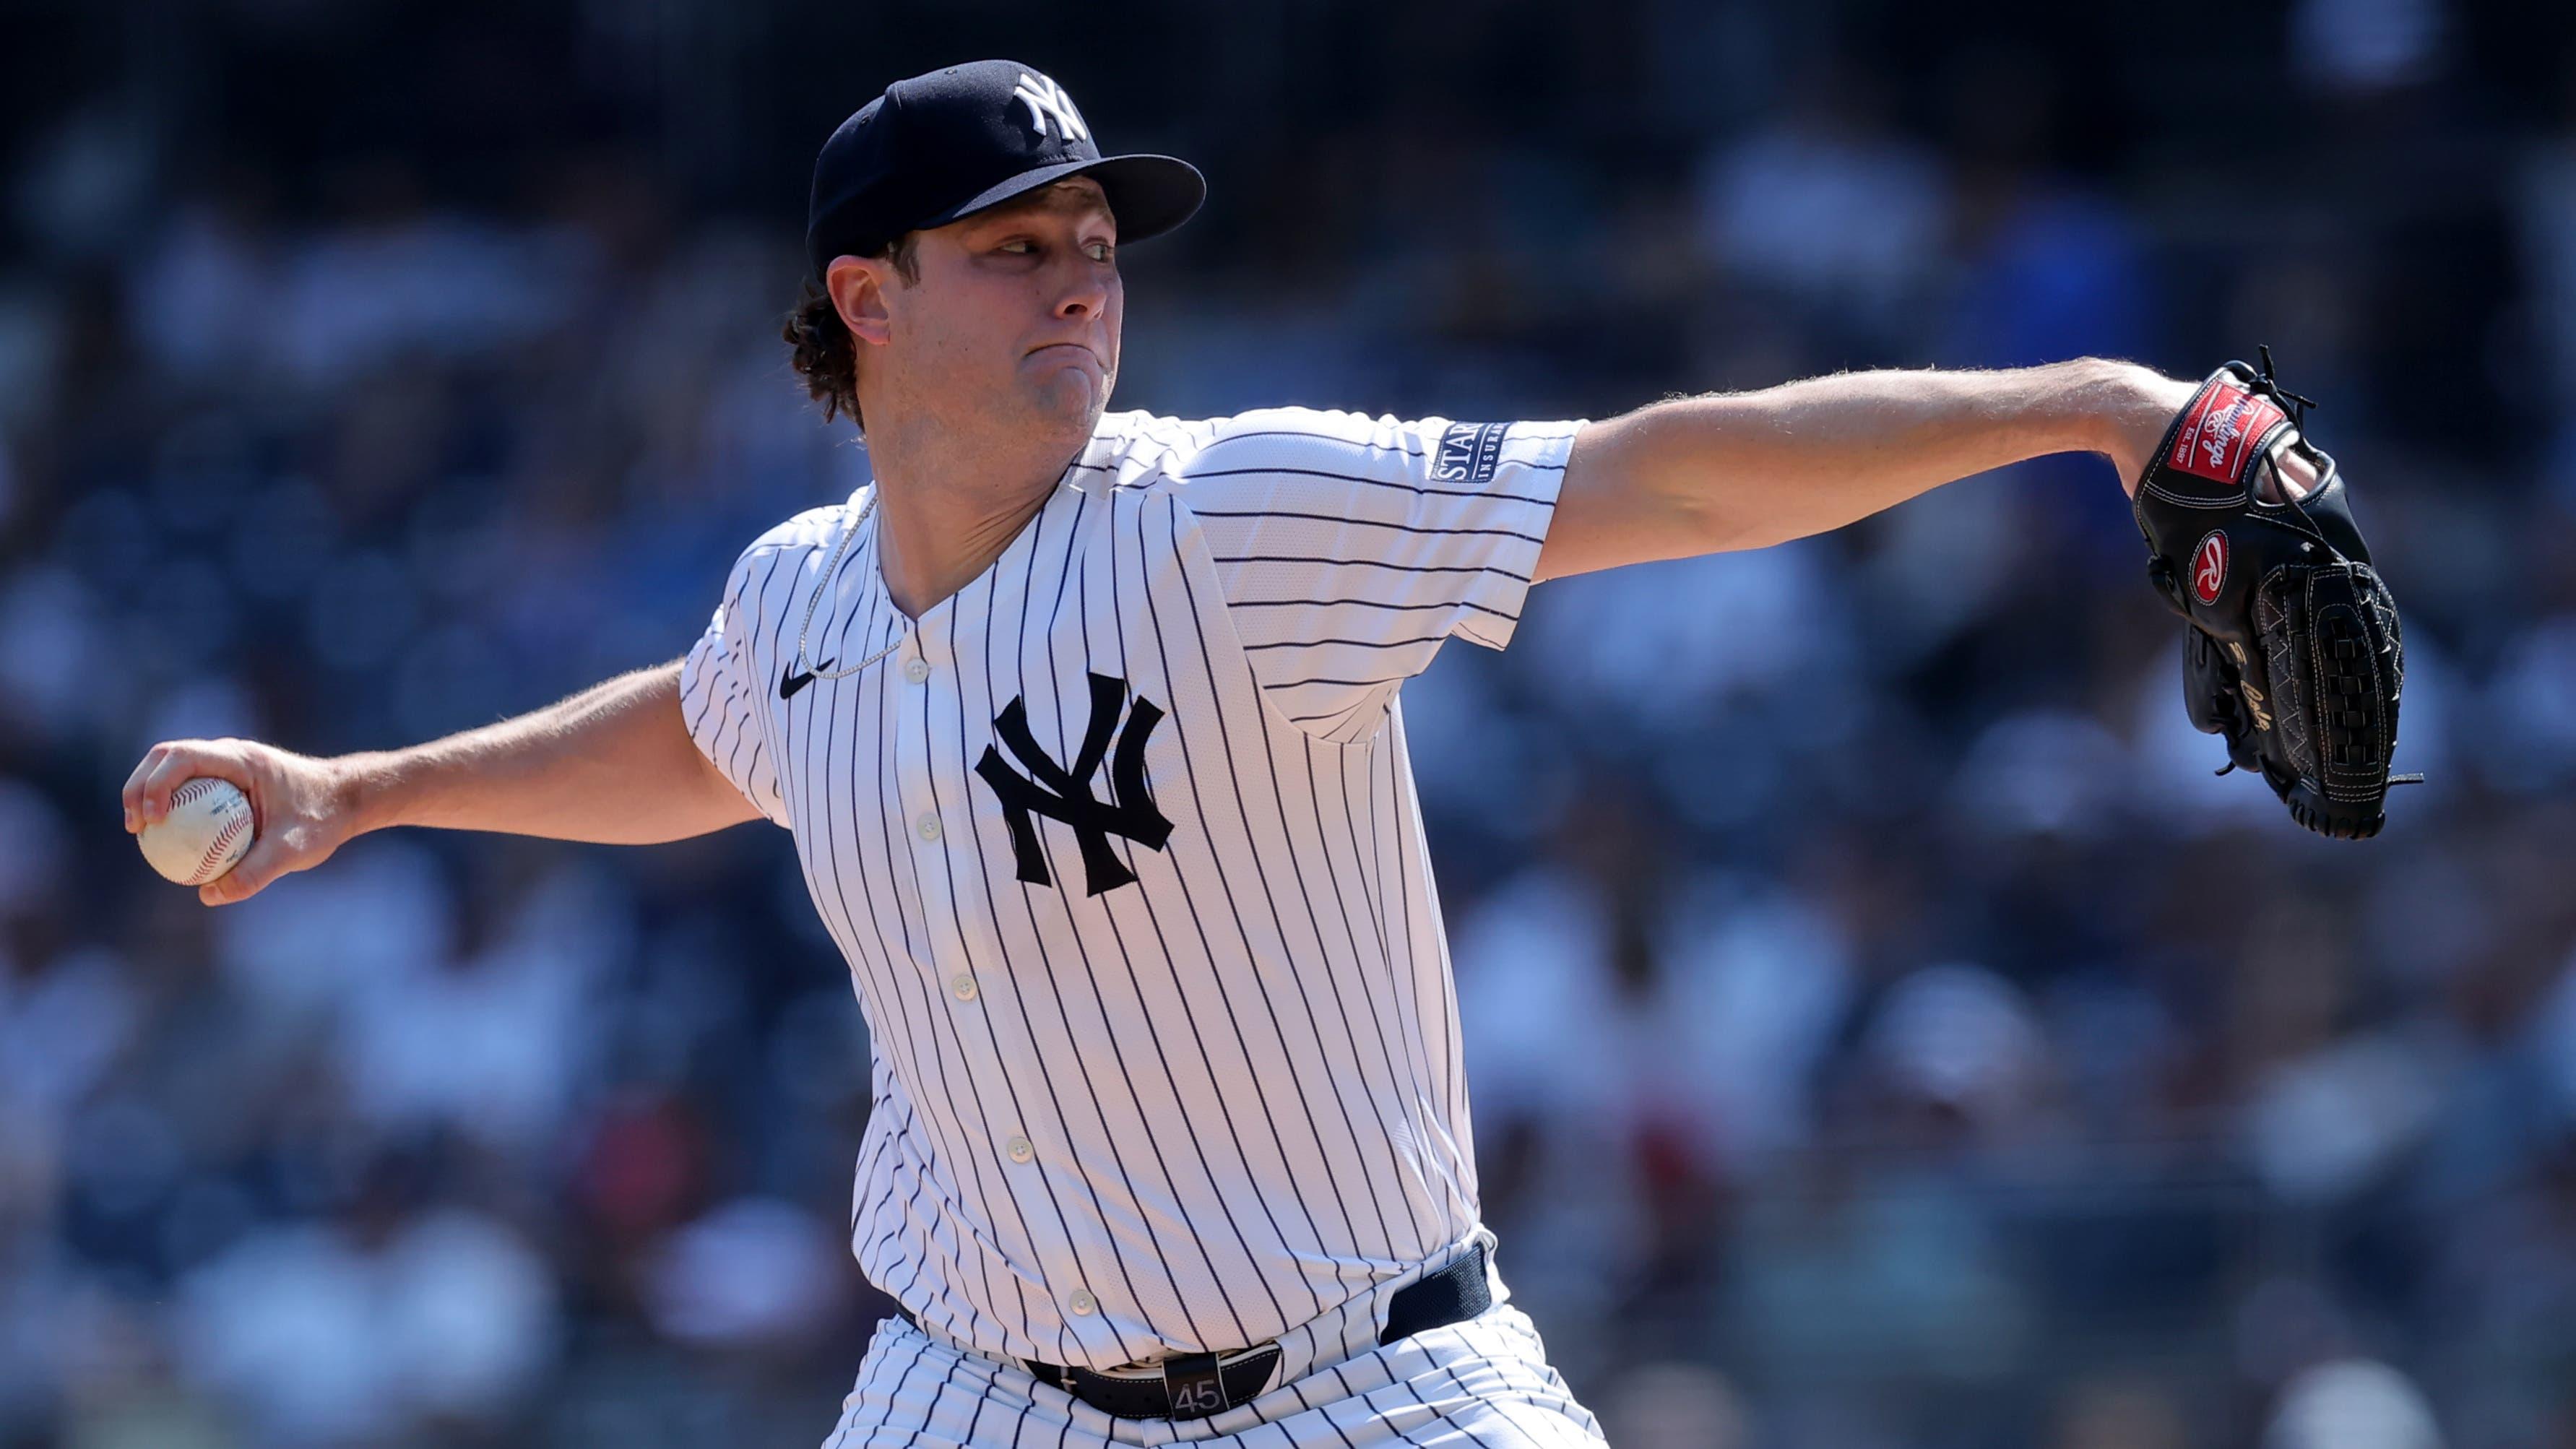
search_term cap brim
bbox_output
[925,152,1206,246]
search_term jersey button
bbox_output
[915,813,942,842]
[1006,1135,1033,1164]
[951,974,978,1003]
[1068,1289,1097,1316]
[903,657,930,683]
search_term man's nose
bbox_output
[1053,264,1109,320]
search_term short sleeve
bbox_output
[1167,407,1583,735]
[680,542,800,829]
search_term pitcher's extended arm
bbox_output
[121,660,759,905]
[1534,359,2274,580]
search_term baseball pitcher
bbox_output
[121,59,2406,1448]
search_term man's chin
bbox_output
[1026,368,1112,435]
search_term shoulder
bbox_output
[1138,406,1437,472]
[739,494,863,561]
[1086,407,1453,500]
[725,493,863,577]
[1081,410,1209,481]
[712,493,865,615]
[1077,408,1583,516]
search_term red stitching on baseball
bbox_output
[194,805,250,883]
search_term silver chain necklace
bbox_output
[792,491,905,682]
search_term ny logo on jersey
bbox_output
[974,673,1171,896]
[1011,72,1090,144]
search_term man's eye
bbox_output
[1086,242,1115,262]
[999,240,1036,255]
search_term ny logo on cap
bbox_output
[1012,72,1091,144]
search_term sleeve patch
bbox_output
[1431,422,1510,485]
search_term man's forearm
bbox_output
[1543,358,2195,579]
[344,660,758,843]
[1646,359,2166,549]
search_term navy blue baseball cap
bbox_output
[805,60,1206,280]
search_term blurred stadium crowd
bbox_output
[5,0,2576,1445]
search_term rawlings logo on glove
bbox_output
[2191,532,2228,604]
[2169,381,2288,483]
[2132,350,2421,839]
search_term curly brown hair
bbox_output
[781,233,920,428]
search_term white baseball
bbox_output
[138,777,257,886]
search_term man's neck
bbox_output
[865,418,1086,619]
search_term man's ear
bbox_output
[825,255,896,348]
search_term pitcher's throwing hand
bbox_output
[123,738,358,906]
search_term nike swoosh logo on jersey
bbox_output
[779,660,834,698]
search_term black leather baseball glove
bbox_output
[2132,350,2419,839]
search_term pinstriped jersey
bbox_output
[679,405,1583,1372]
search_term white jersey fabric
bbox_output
[680,406,1584,1385]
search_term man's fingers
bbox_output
[135,745,211,823]
[126,740,319,905]
[136,743,256,826]
[135,751,201,826]
[200,836,290,907]
[122,743,172,831]
[2274,448,2320,501]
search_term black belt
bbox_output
[899,1242,1492,1422]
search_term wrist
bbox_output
[2076,359,2195,493]
[333,751,402,836]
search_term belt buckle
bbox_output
[1162,1350,1227,1417]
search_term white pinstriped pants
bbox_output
[819,1301,1604,1447]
